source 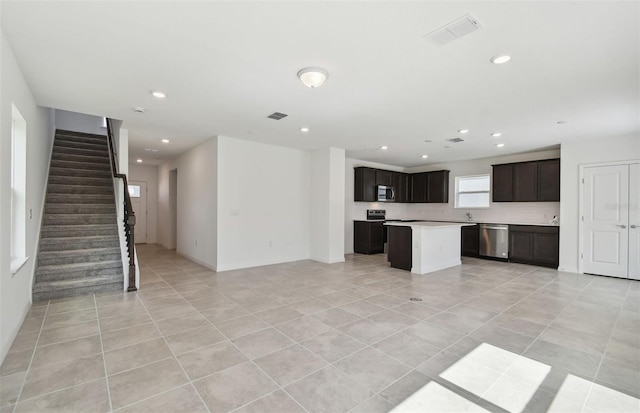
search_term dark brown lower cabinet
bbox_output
[387,226,412,271]
[509,225,559,268]
[461,224,479,257]
[354,221,385,254]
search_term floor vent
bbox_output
[267,112,288,120]
[409,297,423,302]
[425,14,481,46]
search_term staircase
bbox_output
[33,130,124,301]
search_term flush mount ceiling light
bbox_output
[151,91,166,98]
[490,54,511,64]
[421,154,429,159]
[380,145,388,150]
[297,67,328,88]
[136,158,143,163]
[496,143,505,148]
[491,132,502,137]
[458,129,469,134]
[161,139,170,143]
[300,127,309,133]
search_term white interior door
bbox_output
[629,164,639,280]
[128,181,147,244]
[582,165,629,277]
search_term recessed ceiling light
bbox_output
[161,139,170,143]
[136,159,143,163]
[300,127,309,133]
[380,146,388,150]
[490,54,511,64]
[557,120,568,125]
[458,129,469,134]
[491,132,502,137]
[421,155,429,159]
[151,91,166,98]
[496,143,505,148]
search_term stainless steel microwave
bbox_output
[377,185,396,202]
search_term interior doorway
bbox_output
[581,162,639,279]
[169,169,178,250]
[128,181,147,244]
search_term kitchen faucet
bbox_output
[466,212,473,221]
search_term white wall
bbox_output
[54,109,106,136]
[345,150,561,254]
[128,163,159,244]
[311,148,345,263]
[559,134,640,273]
[1,31,55,362]
[216,136,310,271]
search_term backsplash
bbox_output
[350,201,560,225]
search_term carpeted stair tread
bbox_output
[39,235,120,251]
[48,184,114,194]
[33,275,122,293]
[47,193,115,204]
[49,167,112,178]
[50,159,112,171]
[53,146,110,157]
[45,204,116,214]
[54,139,108,152]
[41,224,118,238]
[33,281,122,301]
[39,247,121,259]
[52,152,111,164]
[43,213,116,225]
[55,129,108,140]
[47,175,113,186]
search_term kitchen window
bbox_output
[455,174,490,208]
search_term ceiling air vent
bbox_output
[267,112,288,120]
[425,14,481,46]
[446,138,465,143]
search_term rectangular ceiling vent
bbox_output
[425,14,481,46]
[446,138,465,143]
[267,112,288,120]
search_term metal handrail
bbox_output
[105,119,137,292]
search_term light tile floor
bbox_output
[1,244,639,412]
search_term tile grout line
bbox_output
[93,294,115,412]
[12,300,50,408]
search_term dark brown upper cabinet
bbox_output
[492,159,560,202]
[513,162,538,201]
[427,170,450,203]
[537,159,561,201]
[375,169,393,186]
[492,164,513,202]
[410,172,428,203]
[392,172,409,203]
[354,167,376,202]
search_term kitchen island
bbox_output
[385,221,474,274]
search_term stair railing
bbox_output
[105,119,137,292]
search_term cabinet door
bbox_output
[461,225,479,257]
[492,164,513,202]
[513,162,538,202]
[427,171,450,203]
[354,168,376,202]
[510,232,533,261]
[393,172,408,203]
[411,173,428,203]
[370,222,385,254]
[388,226,412,271]
[537,159,560,201]
[532,232,559,267]
[375,170,393,186]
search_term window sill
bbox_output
[11,257,29,275]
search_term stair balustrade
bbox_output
[105,119,137,292]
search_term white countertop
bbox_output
[384,221,475,228]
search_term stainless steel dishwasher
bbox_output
[479,224,509,259]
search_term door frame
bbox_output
[578,160,640,275]
[128,180,148,244]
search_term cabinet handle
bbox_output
[616,224,627,229]
[631,225,638,229]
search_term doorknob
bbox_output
[616,224,627,229]
[631,225,638,229]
